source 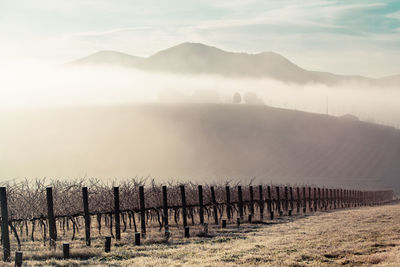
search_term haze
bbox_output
[0,61,399,127]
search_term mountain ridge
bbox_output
[71,42,399,86]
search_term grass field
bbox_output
[16,202,400,266]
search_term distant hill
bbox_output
[72,50,143,68]
[71,42,399,86]
[1,103,399,191]
[377,74,400,87]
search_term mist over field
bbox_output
[1,61,400,127]
[1,58,400,191]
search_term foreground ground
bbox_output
[20,202,400,266]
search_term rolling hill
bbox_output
[71,42,398,87]
[1,103,399,191]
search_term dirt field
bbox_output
[14,202,399,266]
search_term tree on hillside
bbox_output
[233,92,242,104]
[243,92,264,105]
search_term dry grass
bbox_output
[6,203,400,266]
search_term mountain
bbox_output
[71,42,399,86]
[377,74,400,87]
[72,50,144,68]
[1,103,399,190]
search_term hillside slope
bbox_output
[0,104,399,189]
[72,50,144,68]
[71,43,396,86]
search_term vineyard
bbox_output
[0,178,393,265]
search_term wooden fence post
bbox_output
[82,187,91,246]
[63,243,70,259]
[139,186,146,237]
[369,191,371,205]
[347,190,350,207]
[267,186,272,213]
[184,226,190,238]
[198,185,204,224]
[341,189,344,208]
[308,187,312,212]
[284,186,289,212]
[210,186,218,225]
[354,190,357,206]
[105,236,111,252]
[343,189,346,207]
[360,191,363,206]
[275,186,280,214]
[313,188,317,211]
[162,186,169,237]
[333,188,336,209]
[0,187,10,262]
[349,190,352,207]
[180,185,187,228]
[361,191,365,206]
[318,188,321,211]
[226,186,231,220]
[349,190,351,207]
[326,188,330,210]
[354,190,358,207]
[238,186,244,219]
[14,251,22,267]
[135,232,141,245]
[327,188,330,210]
[357,190,360,206]
[249,186,254,215]
[296,187,300,213]
[357,190,363,206]
[289,187,294,215]
[258,185,264,220]
[276,187,282,215]
[267,186,273,220]
[302,187,306,213]
[113,187,121,240]
[46,187,57,249]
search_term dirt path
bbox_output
[26,203,400,266]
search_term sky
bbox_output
[0,0,400,77]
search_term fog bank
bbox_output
[0,62,399,127]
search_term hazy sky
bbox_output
[1,0,400,77]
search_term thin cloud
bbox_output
[194,1,386,32]
[53,27,152,41]
[386,10,400,20]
